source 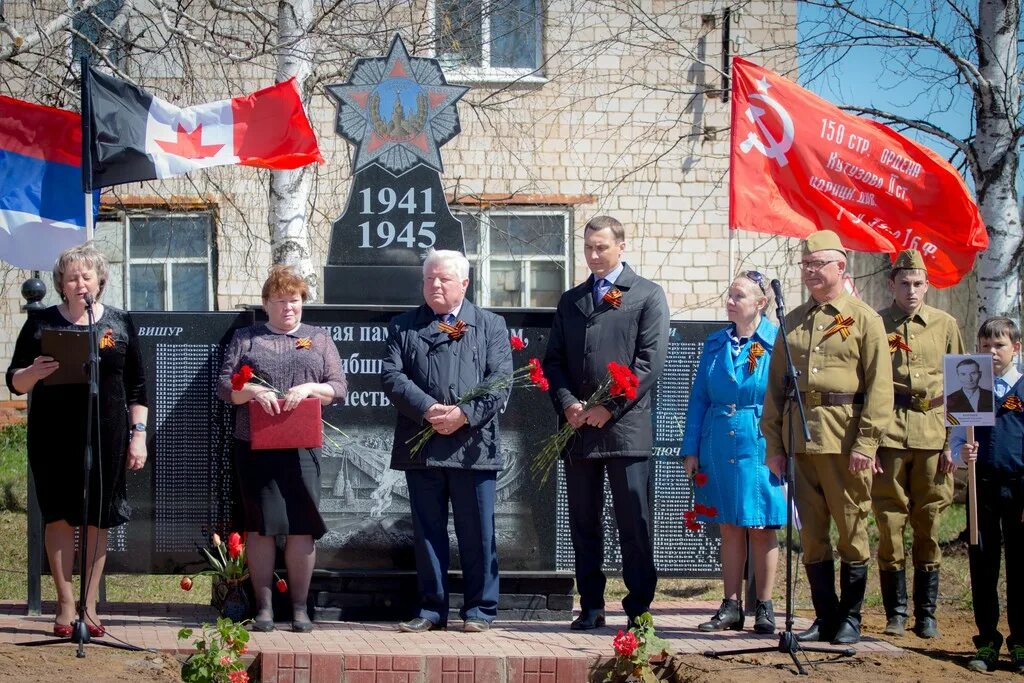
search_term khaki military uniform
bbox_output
[874,303,963,571]
[762,291,894,565]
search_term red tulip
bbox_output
[276,578,288,593]
[180,576,193,591]
[227,532,243,559]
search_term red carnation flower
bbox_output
[536,377,550,392]
[694,472,708,487]
[228,672,250,683]
[704,506,718,519]
[180,576,193,591]
[276,578,288,593]
[682,510,697,522]
[231,364,254,391]
[510,336,526,351]
[613,629,640,657]
[685,520,701,532]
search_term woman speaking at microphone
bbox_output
[680,270,786,634]
[6,243,148,639]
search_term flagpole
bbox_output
[80,56,94,241]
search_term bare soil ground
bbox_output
[0,645,183,682]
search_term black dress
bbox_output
[5,306,147,528]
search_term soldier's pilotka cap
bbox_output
[891,248,926,272]
[802,229,847,257]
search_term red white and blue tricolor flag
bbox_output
[0,95,94,270]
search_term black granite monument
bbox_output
[324,35,468,305]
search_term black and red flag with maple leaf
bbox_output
[83,66,323,189]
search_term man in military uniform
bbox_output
[763,230,893,645]
[873,249,963,638]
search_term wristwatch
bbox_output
[130,422,147,434]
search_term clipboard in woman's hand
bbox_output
[40,328,89,385]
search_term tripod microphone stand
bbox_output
[21,294,142,656]
[703,279,854,675]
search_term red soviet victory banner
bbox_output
[729,57,987,287]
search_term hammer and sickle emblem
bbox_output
[740,93,795,167]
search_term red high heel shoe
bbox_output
[86,623,105,638]
[52,623,72,638]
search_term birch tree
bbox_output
[801,0,1023,318]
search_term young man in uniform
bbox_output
[873,249,963,638]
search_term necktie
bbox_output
[995,377,1009,397]
[594,278,608,305]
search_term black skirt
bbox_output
[232,439,327,539]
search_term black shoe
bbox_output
[832,563,867,645]
[796,619,824,642]
[399,617,444,633]
[698,599,744,632]
[967,641,1000,672]
[570,611,605,630]
[251,619,275,633]
[291,619,314,633]
[463,618,490,633]
[912,569,940,639]
[753,599,775,634]
[799,561,838,642]
[880,569,908,637]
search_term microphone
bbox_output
[84,293,94,309]
[770,279,784,310]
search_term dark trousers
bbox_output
[406,468,499,625]
[968,477,1024,649]
[565,456,656,619]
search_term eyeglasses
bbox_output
[799,259,840,272]
[744,270,767,295]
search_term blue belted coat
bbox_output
[680,315,786,527]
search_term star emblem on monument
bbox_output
[327,35,469,175]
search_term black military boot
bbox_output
[912,569,940,639]
[832,563,867,644]
[879,569,908,636]
[797,561,838,642]
[698,599,744,632]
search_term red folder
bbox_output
[248,397,323,450]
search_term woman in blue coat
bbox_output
[681,271,786,634]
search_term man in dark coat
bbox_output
[382,249,513,633]
[542,215,670,630]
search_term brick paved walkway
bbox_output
[0,600,900,681]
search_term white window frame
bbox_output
[458,208,571,307]
[428,0,548,85]
[125,212,214,311]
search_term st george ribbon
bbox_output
[324,35,469,304]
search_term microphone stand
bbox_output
[703,283,854,675]
[21,295,141,655]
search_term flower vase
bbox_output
[211,575,253,621]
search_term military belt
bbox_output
[803,391,865,409]
[893,393,944,413]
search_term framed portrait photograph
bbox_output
[943,353,995,427]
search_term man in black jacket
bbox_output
[543,215,670,630]
[382,249,513,634]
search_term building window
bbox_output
[434,0,543,81]
[455,208,569,307]
[126,213,214,311]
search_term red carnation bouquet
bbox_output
[531,361,640,482]
[406,339,549,456]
